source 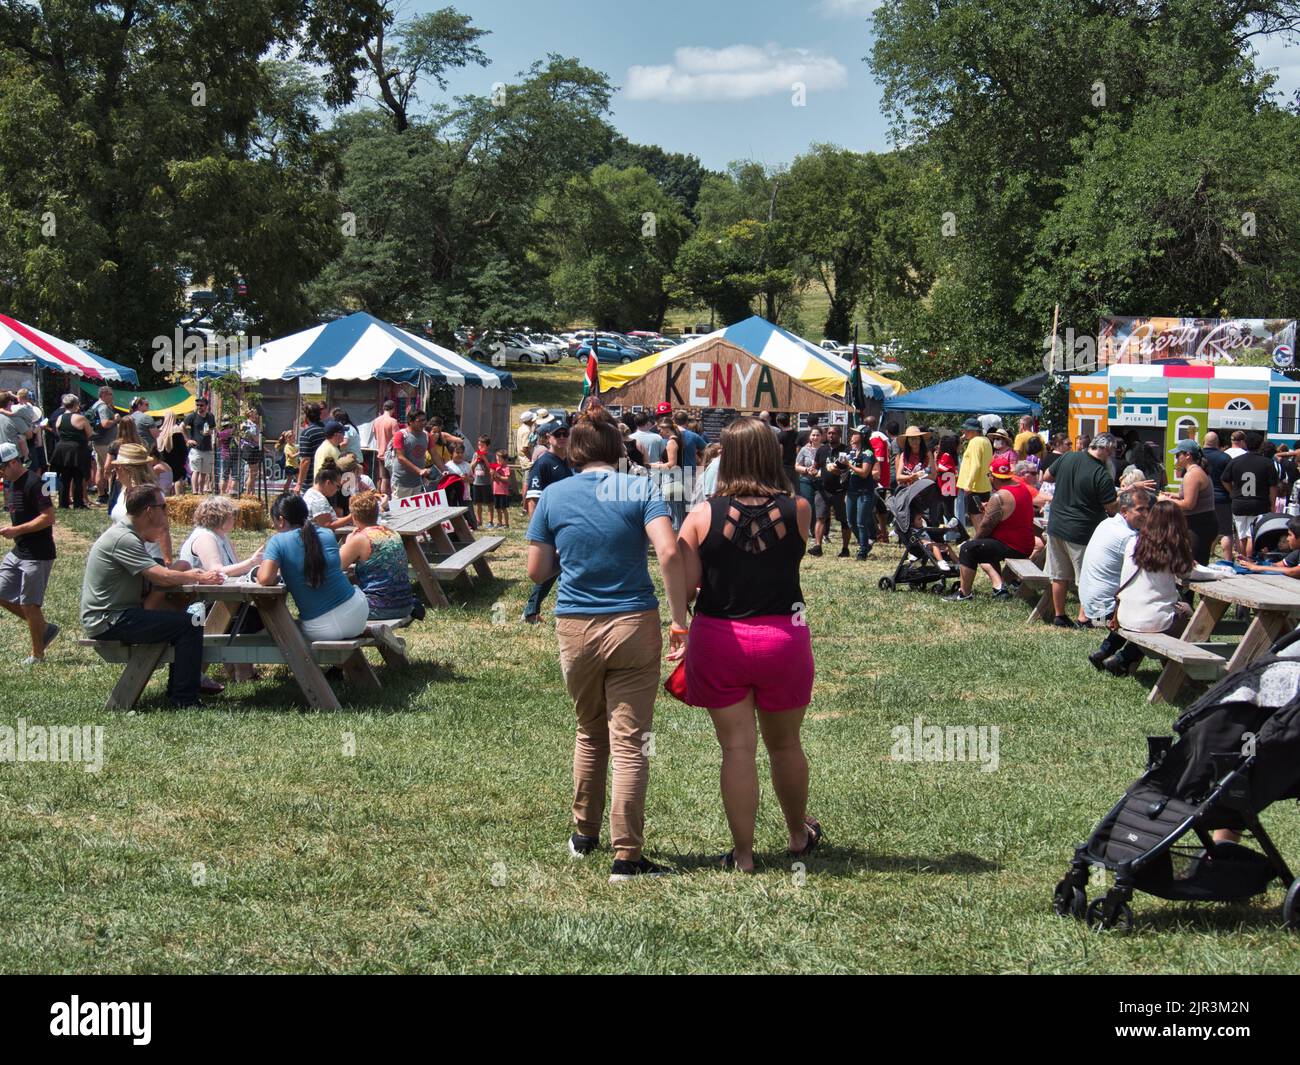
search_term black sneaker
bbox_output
[1088,648,1109,671]
[856,544,873,561]
[991,587,1012,600]
[807,545,823,557]
[1102,654,1137,677]
[1051,615,1078,629]
[568,832,599,858]
[944,589,974,602]
[609,856,670,882]
[837,546,850,558]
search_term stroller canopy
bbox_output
[887,477,942,527]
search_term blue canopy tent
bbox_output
[883,374,1041,416]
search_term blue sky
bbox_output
[403,0,1299,172]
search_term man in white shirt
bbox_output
[1224,430,1247,459]
[1079,486,1151,669]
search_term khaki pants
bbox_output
[556,609,661,861]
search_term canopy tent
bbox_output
[78,381,195,416]
[1005,370,1051,402]
[603,316,905,400]
[198,311,515,449]
[884,374,1040,416]
[198,312,514,390]
[0,314,138,385]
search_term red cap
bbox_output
[655,401,672,416]
[988,453,1017,480]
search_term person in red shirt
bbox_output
[945,453,1036,601]
[864,414,892,542]
[935,433,960,523]
[490,449,511,528]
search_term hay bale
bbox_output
[165,493,267,532]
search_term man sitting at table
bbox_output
[1079,487,1151,668]
[944,454,1036,601]
[80,484,222,707]
[1239,518,1300,579]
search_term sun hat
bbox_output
[960,416,982,432]
[899,425,930,439]
[534,408,549,421]
[989,453,1017,480]
[988,428,1013,445]
[115,443,152,465]
[335,453,358,472]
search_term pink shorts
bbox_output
[684,613,814,712]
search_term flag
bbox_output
[848,337,869,416]
[581,350,600,409]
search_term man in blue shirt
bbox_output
[523,424,572,621]
[672,409,707,470]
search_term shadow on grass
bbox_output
[1129,898,1291,935]
[660,844,1000,878]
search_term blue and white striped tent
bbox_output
[198,312,513,390]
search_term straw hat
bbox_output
[115,443,151,465]
[987,428,1013,446]
[335,453,358,472]
[899,425,931,439]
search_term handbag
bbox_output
[663,660,690,704]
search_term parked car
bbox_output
[576,338,645,364]
[470,331,560,365]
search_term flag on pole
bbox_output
[581,350,600,409]
[848,331,869,416]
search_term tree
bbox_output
[0,0,386,376]
[362,4,490,133]
[543,165,691,329]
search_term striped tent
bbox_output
[0,313,139,385]
[198,312,513,389]
[601,316,905,400]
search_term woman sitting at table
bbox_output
[1098,499,1195,676]
[179,494,265,680]
[258,493,368,641]
[339,491,417,622]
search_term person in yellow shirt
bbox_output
[313,420,347,478]
[956,416,993,528]
[1012,415,1036,458]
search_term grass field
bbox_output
[2,364,1299,973]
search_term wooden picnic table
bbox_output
[1144,571,1300,704]
[81,582,402,713]
[384,504,503,608]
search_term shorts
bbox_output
[239,445,261,465]
[1233,513,1263,541]
[958,537,1026,569]
[814,489,847,525]
[470,483,493,504]
[191,449,214,475]
[1044,535,1087,582]
[0,553,53,606]
[93,442,111,467]
[1214,501,1232,537]
[685,613,814,712]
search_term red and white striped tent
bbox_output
[0,312,139,385]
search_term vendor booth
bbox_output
[198,312,515,446]
[883,373,1040,419]
[0,312,139,406]
[598,316,903,436]
[1069,363,1300,481]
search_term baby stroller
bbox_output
[1053,627,1300,932]
[878,478,968,595]
[1249,512,1292,561]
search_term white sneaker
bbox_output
[937,560,952,572]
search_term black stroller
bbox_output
[1249,512,1292,560]
[1053,628,1300,932]
[877,478,968,595]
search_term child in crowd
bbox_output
[443,443,470,508]
[469,435,493,526]
[490,448,511,528]
[911,509,955,573]
[935,434,959,523]
[1240,518,1300,579]
[150,447,173,497]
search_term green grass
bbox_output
[2,371,1299,972]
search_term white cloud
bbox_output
[817,0,881,17]
[624,44,848,103]
[1250,33,1300,100]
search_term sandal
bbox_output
[788,817,823,858]
[718,850,755,874]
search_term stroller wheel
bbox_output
[1283,877,1300,930]
[877,577,895,591]
[1053,882,1087,920]
[931,581,948,595]
[1086,897,1133,934]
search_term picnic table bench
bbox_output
[1002,557,1056,624]
[80,584,410,713]
[384,504,503,608]
[1136,571,1300,704]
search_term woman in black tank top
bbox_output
[677,416,821,872]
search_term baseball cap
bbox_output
[520,410,535,423]
[1169,439,1202,457]
[988,453,1017,480]
[655,401,672,416]
[0,442,19,463]
[322,420,345,438]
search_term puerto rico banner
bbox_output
[1099,316,1297,367]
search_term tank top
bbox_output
[991,481,1036,557]
[353,526,412,614]
[57,411,86,446]
[694,495,805,619]
[1183,466,1215,515]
